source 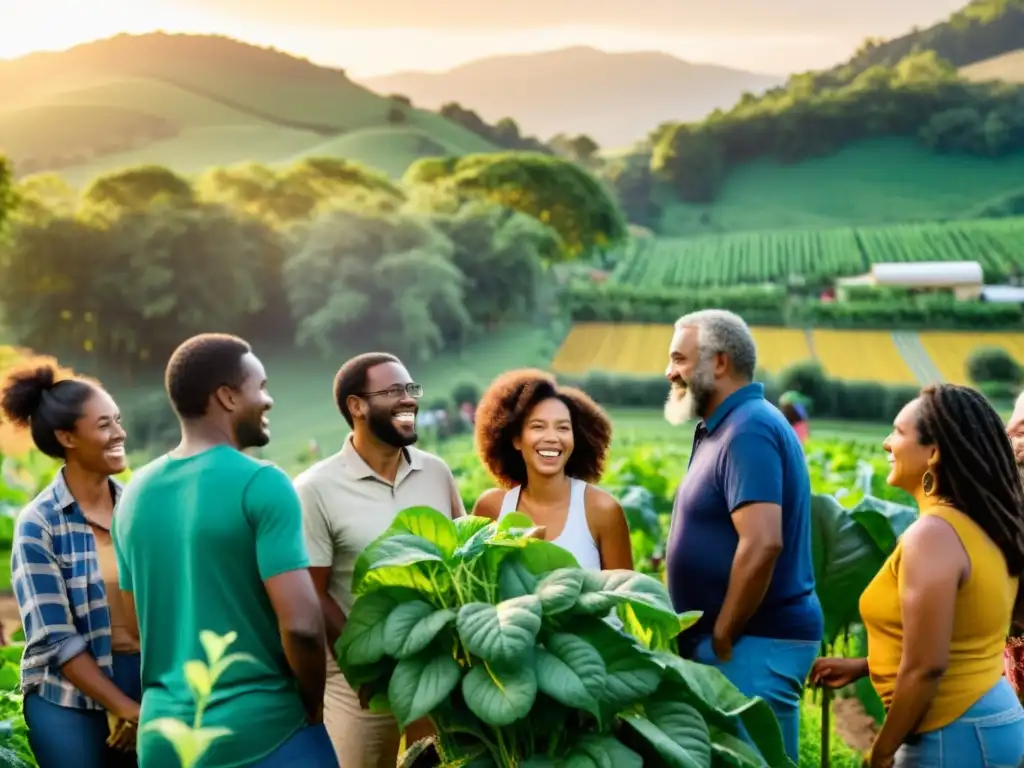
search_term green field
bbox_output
[0,35,496,185]
[611,215,1024,287]
[961,49,1024,84]
[656,138,1024,236]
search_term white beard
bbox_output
[664,385,697,426]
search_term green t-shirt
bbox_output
[113,446,310,768]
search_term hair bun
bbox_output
[0,364,59,427]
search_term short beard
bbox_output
[235,417,269,450]
[368,406,418,448]
[664,359,715,426]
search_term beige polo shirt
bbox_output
[294,434,464,616]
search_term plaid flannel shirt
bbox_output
[10,469,121,709]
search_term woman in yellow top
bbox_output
[812,384,1024,768]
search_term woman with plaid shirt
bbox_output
[2,364,140,768]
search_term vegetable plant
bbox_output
[337,505,797,767]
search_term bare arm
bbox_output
[586,487,634,570]
[471,489,504,521]
[715,502,783,642]
[309,566,346,651]
[872,519,963,759]
[448,470,466,520]
[265,569,327,725]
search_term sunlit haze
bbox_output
[2,0,967,76]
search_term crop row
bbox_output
[610,217,1024,288]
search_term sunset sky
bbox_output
[3,0,968,76]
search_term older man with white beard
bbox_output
[663,309,823,762]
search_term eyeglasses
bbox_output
[358,382,424,400]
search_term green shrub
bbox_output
[967,346,1023,386]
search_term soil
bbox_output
[0,595,19,644]
[832,695,878,754]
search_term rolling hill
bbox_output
[0,33,497,186]
[361,46,783,149]
[961,49,1024,82]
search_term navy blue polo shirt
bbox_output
[666,383,823,645]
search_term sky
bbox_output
[2,0,969,76]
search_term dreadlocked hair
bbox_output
[916,383,1024,576]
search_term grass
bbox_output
[656,138,1024,235]
[799,694,866,768]
[0,33,496,183]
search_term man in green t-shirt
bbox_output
[113,333,337,767]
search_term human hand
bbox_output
[711,629,733,662]
[810,657,868,689]
[106,713,138,751]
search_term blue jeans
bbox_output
[895,678,1024,768]
[24,652,142,768]
[692,634,819,763]
[252,723,338,767]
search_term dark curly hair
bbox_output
[916,383,1024,575]
[475,369,612,488]
[165,333,252,419]
[0,363,99,460]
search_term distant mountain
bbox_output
[361,46,784,148]
[0,33,496,184]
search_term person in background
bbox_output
[295,352,464,768]
[813,385,1024,768]
[1005,390,1024,702]
[112,334,334,768]
[471,369,632,571]
[2,364,140,768]
[779,397,810,447]
[663,310,822,762]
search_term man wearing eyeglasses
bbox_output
[293,352,465,767]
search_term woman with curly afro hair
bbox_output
[471,369,632,570]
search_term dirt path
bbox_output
[0,595,20,641]
[833,695,878,753]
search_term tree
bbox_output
[283,208,470,359]
[0,155,13,239]
[80,165,195,220]
[404,153,627,259]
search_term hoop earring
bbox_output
[922,470,935,497]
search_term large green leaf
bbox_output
[709,726,767,767]
[461,660,538,726]
[534,568,585,615]
[622,700,711,768]
[383,600,457,660]
[387,653,462,731]
[810,493,887,642]
[575,570,684,636]
[848,495,917,554]
[617,485,661,538]
[519,539,580,574]
[654,654,792,768]
[388,506,460,559]
[352,534,447,596]
[336,591,399,668]
[566,734,645,768]
[534,633,606,718]
[455,515,494,545]
[498,558,539,601]
[457,596,543,665]
[577,619,661,708]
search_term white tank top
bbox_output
[496,477,602,570]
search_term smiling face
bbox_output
[513,397,574,480]
[882,397,939,495]
[664,325,717,425]
[56,388,127,476]
[1008,396,1024,477]
[229,353,274,450]
[354,362,420,448]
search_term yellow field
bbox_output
[551,324,812,375]
[918,332,1024,385]
[811,330,917,385]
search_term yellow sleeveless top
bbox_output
[859,502,1018,733]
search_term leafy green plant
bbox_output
[0,642,34,767]
[143,631,254,768]
[337,505,797,767]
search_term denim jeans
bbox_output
[895,678,1024,768]
[251,723,339,767]
[692,634,819,763]
[23,652,142,768]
